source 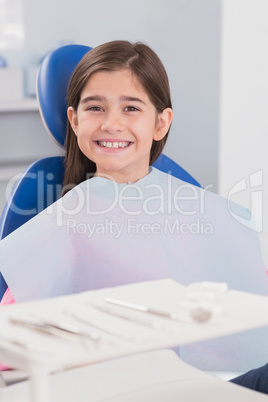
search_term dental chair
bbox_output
[0,44,201,299]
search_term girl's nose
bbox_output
[101,111,124,134]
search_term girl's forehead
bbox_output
[82,69,147,96]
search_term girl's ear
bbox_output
[154,108,173,141]
[67,107,78,135]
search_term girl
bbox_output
[1,41,268,391]
[63,40,173,191]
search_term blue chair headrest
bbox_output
[37,44,92,147]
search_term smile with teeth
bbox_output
[97,141,132,149]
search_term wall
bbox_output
[0,0,221,192]
[218,0,268,266]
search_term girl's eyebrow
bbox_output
[81,95,105,104]
[119,96,146,105]
[80,95,146,105]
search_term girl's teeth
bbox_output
[98,141,130,148]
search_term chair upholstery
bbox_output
[0,156,65,297]
[153,153,200,187]
[37,44,92,147]
[0,157,65,240]
[0,44,201,299]
[0,45,92,298]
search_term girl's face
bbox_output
[68,69,172,183]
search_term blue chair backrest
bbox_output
[0,157,65,240]
[38,44,92,147]
[0,44,201,299]
[0,156,65,298]
[153,153,200,187]
[0,45,93,297]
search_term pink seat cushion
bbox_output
[0,288,15,370]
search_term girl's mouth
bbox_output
[96,141,132,149]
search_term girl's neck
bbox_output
[94,168,150,184]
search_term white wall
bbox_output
[0,0,221,190]
[219,0,268,266]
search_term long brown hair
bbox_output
[63,40,172,195]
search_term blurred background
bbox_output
[0,0,268,264]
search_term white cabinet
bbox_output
[0,99,64,213]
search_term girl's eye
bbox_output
[87,106,103,111]
[124,106,139,112]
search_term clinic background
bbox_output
[0,0,268,265]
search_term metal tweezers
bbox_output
[9,317,100,342]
